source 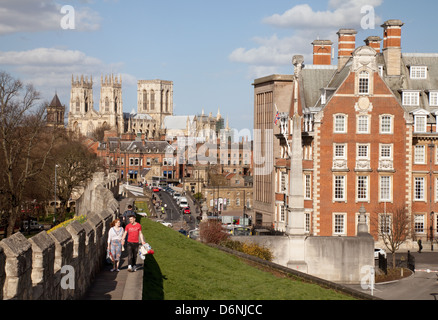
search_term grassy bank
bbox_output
[140,218,355,300]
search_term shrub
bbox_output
[221,239,273,262]
[199,220,229,244]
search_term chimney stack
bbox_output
[364,36,382,53]
[337,29,357,71]
[312,40,333,65]
[382,19,404,76]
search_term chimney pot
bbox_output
[337,29,357,71]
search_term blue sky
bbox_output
[0,0,437,131]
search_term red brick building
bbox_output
[253,20,438,243]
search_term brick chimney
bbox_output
[364,36,382,53]
[312,40,333,65]
[382,19,404,76]
[337,29,357,71]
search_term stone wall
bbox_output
[0,173,119,300]
[234,233,374,285]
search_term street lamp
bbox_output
[54,164,60,225]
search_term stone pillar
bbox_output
[28,232,55,300]
[66,221,86,299]
[48,228,74,300]
[0,233,33,300]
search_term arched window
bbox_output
[142,90,147,111]
[75,97,80,112]
[114,97,118,113]
[359,71,369,95]
[150,90,155,110]
[105,97,109,112]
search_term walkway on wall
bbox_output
[83,197,143,300]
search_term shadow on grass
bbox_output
[143,254,167,300]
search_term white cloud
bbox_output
[263,0,383,29]
[0,48,136,110]
[229,0,384,79]
[0,0,101,35]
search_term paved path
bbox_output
[83,198,144,300]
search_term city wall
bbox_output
[0,173,119,300]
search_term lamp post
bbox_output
[54,164,60,225]
[431,211,434,251]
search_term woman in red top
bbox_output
[122,214,146,272]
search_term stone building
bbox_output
[67,74,124,137]
[253,19,438,243]
[46,93,65,129]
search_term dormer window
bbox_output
[430,92,438,107]
[403,91,420,106]
[412,109,430,133]
[410,66,428,79]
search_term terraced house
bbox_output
[253,19,438,243]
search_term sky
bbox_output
[0,0,437,132]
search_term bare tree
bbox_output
[372,203,411,268]
[0,71,56,238]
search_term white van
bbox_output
[179,197,188,208]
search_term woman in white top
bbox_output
[107,219,124,272]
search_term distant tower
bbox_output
[46,93,65,129]
[100,74,124,135]
[70,75,93,115]
[137,80,173,129]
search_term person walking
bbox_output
[121,204,135,228]
[107,219,124,272]
[122,214,146,272]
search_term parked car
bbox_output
[153,187,160,192]
[374,248,387,259]
[173,192,181,200]
[22,220,44,231]
[183,207,191,214]
[178,228,187,236]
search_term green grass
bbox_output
[141,218,355,300]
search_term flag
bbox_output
[274,111,280,126]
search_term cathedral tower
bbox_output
[100,74,124,135]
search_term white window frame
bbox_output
[357,143,370,160]
[380,115,393,134]
[414,214,425,234]
[358,71,370,95]
[430,92,438,107]
[304,174,312,200]
[379,213,392,235]
[357,175,369,202]
[403,91,420,106]
[414,145,426,164]
[334,114,347,134]
[414,116,427,133]
[380,144,393,160]
[379,175,392,202]
[414,176,426,201]
[410,66,428,79]
[357,115,370,134]
[333,213,346,236]
[333,175,346,202]
[334,144,347,160]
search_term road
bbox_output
[347,252,438,300]
[155,190,197,232]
